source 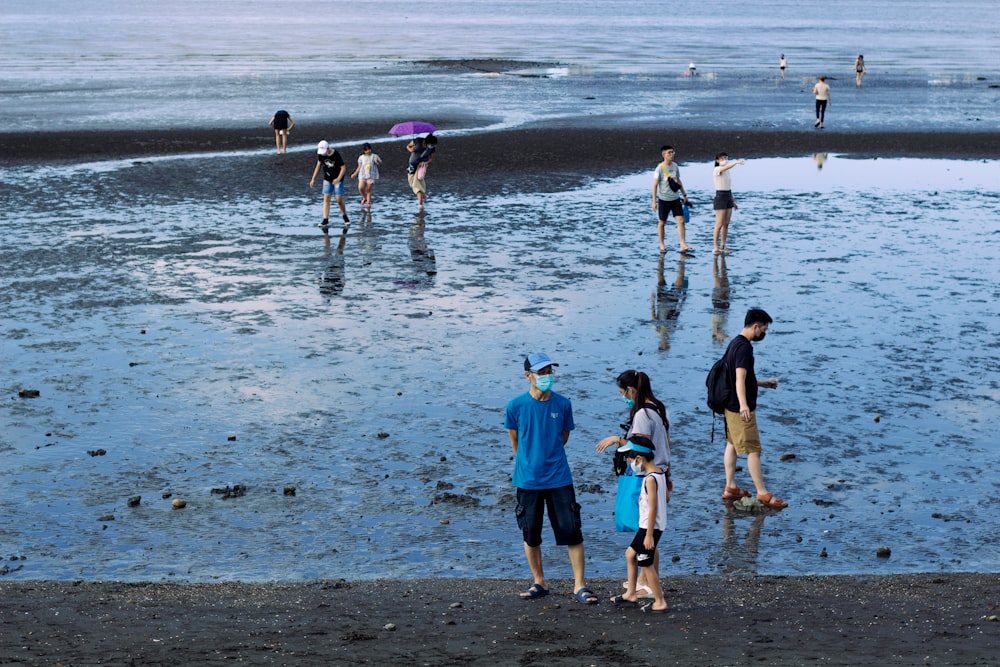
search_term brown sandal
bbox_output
[722,486,752,500]
[757,492,788,509]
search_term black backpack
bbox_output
[705,355,731,415]
[705,341,735,441]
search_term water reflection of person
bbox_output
[319,224,348,300]
[407,212,437,283]
[719,508,766,574]
[813,152,828,170]
[651,254,687,351]
[711,253,730,343]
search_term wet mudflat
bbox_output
[1,148,998,582]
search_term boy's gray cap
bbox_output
[524,352,559,373]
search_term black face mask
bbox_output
[754,331,767,342]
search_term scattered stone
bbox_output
[449,602,462,609]
[440,519,450,525]
[383,623,396,631]
[140,329,146,334]
[376,432,390,439]
[227,435,237,441]
[873,415,881,423]
[162,492,172,499]
[820,548,828,558]
[671,555,680,563]
[210,484,247,500]
[987,615,998,622]
[796,535,803,543]
[283,486,296,496]
[435,480,454,490]
[780,453,796,461]
[876,546,892,558]
[172,498,187,509]
[18,389,40,398]
[127,496,141,507]
[87,449,107,457]
[931,512,943,519]
[397,391,402,396]
[433,492,480,507]
[98,515,115,522]
[813,499,836,506]
[440,455,447,462]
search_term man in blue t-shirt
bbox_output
[504,352,597,605]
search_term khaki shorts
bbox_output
[407,172,426,194]
[724,409,762,454]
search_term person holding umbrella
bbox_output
[391,122,438,212]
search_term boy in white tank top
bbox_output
[610,436,669,613]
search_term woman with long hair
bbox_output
[596,370,673,603]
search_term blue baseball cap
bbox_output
[617,434,656,455]
[524,352,559,373]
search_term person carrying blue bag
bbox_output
[595,370,673,598]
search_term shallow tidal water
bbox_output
[1,153,998,582]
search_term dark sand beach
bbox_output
[4,123,1000,167]
[2,574,998,665]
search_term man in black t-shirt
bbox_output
[721,308,788,509]
[309,140,349,227]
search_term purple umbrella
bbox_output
[389,121,437,135]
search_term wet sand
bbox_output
[2,574,998,665]
[3,122,998,664]
[3,122,1000,168]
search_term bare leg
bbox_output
[657,219,667,253]
[713,209,725,252]
[724,440,738,489]
[567,543,587,594]
[622,546,639,601]
[677,215,691,251]
[645,559,668,611]
[523,543,546,589]
[747,451,769,496]
[335,195,347,218]
[322,194,332,220]
[275,131,281,154]
[719,208,732,251]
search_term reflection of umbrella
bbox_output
[389,121,436,135]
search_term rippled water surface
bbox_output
[2,153,998,581]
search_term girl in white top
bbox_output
[712,152,745,255]
[350,143,382,209]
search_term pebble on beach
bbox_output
[127,496,141,507]
[874,415,881,423]
[172,498,187,509]
[18,389,40,398]
[877,546,892,558]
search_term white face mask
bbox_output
[629,458,644,474]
